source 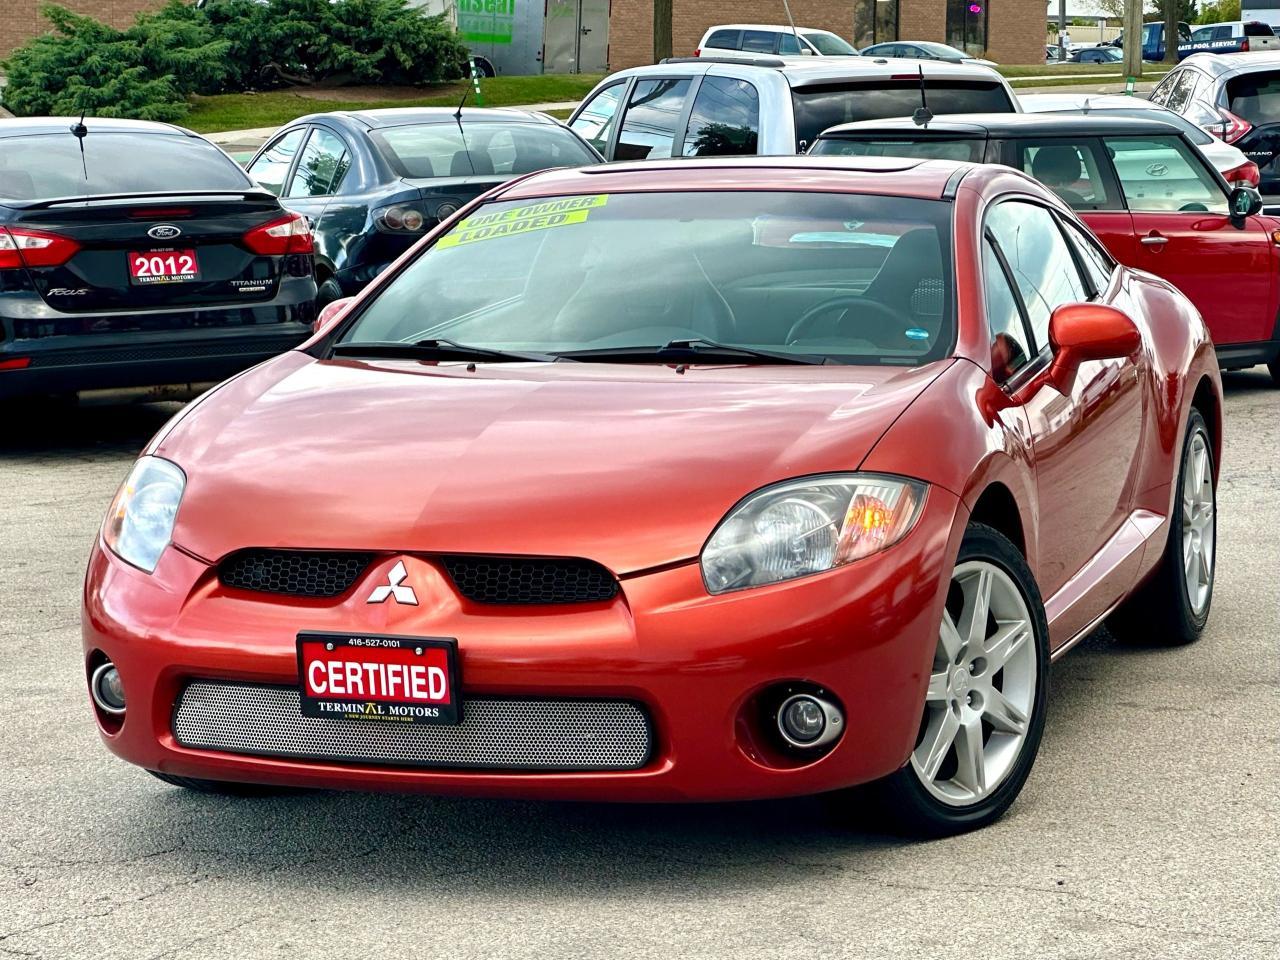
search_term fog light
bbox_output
[91,662,126,715]
[777,693,842,749]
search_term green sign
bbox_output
[458,0,516,45]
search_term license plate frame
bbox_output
[296,632,462,726]
[128,249,200,285]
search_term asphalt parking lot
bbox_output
[1,369,1277,960]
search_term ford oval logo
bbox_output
[147,224,182,240]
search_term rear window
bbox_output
[1226,71,1280,125]
[803,32,859,56]
[0,132,250,201]
[705,29,741,49]
[791,81,1014,147]
[1244,22,1274,37]
[372,122,598,179]
[811,136,985,162]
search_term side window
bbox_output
[705,29,741,50]
[741,30,776,53]
[1018,139,1117,210]
[1163,70,1196,112]
[1190,27,1214,44]
[983,238,1034,381]
[1150,71,1180,107]
[1213,26,1232,40]
[287,128,350,198]
[682,77,761,157]
[778,32,802,55]
[1060,219,1116,296]
[246,128,305,197]
[569,82,626,155]
[615,78,692,161]
[986,201,1089,350]
[1104,136,1228,213]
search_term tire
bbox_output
[316,276,344,310]
[860,523,1050,837]
[1108,408,1215,645]
[147,770,280,796]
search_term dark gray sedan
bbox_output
[245,108,602,305]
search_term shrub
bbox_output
[2,3,229,122]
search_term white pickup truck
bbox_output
[1179,20,1280,58]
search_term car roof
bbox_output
[1018,93,1154,111]
[0,116,198,138]
[493,155,973,203]
[294,107,557,130]
[1180,50,1280,77]
[817,112,1183,138]
[643,56,1002,85]
[702,24,834,33]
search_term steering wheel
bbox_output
[1178,202,1209,213]
[787,295,904,346]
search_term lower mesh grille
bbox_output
[173,681,653,771]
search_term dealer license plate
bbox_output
[296,633,461,725]
[128,249,200,284]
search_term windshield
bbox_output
[917,43,970,58]
[811,136,985,162]
[371,122,598,179]
[803,32,859,56]
[791,81,1013,148]
[339,191,955,365]
[0,132,250,200]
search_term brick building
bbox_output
[611,1,1048,69]
[1,1,162,60]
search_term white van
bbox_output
[695,24,860,59]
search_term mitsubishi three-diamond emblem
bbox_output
[366,560,418,605]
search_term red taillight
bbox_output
[0,357,32,371]
[693,47,701,56]
[1213,107,1253,145]
[0,227,81,270]
[1242,39,1250,52]
[129,208,193,219]
[242,212,313,256]
[1223,159,1261,187]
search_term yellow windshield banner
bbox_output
[437,194,608,248]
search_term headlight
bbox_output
[102,456,186,573]
[701,474,927,594]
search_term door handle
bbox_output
[581,26,592,35]
[1140,232,1168,247]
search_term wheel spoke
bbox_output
[953,718,986,795]
[917,709,960,782]
[926,670,950,703]
[983,687,1028,735]
[959,568,993,648]
[939,610,964,663]
[984,619,1028,670]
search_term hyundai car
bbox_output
[83,157,1221,836]
[0,118,316,402]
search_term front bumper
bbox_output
[82,488,964,802]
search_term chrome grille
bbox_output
[172,681,652,771]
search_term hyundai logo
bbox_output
[147,224,182,240]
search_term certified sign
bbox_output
[296,633,462,725]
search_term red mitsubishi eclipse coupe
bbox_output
[83,157,1222,835]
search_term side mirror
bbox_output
[1228,185,1263,225]
[313,295,354,334]
[1047,302,1140,387]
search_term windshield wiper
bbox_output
[559,337,829,366]
[332,339,560,363]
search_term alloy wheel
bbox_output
[911,560,1038,807]
[1182,430,1215,617]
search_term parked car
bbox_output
[695,23,860,59]
[568,57,1018,159]
[0,118,315,403]
[860,41,996,67]
[1019,92,1260,186]
[245,108,601,306]
[1046,44,1067,63]
[1179,20,1280,58]
[809,113,1280,379]
[1103,21,1191,60]
[1148,52,1280,200]
[1069,47,1123,64]
[84,155,1222,837]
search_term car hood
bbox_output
[158,352,952,574]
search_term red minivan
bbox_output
[811,113,1280,382]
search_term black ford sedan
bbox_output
[245,108,603,306]
[1,117,315,403]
